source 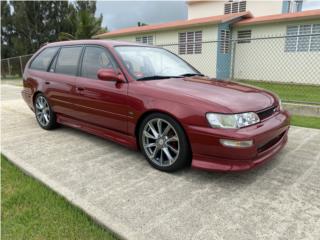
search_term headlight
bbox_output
[206,112,260,129]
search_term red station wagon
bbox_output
[22,40,290,172]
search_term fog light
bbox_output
[220,139,253,148]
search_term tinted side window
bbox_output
[30,47,59,71]
[55,46,83,76]
[81,46,115,79]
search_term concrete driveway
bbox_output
[1,84,320,240]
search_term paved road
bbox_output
[1,84,320,240]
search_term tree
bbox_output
[1,1,14,58]
[1,1,74,58]
[1,0,106,58]
[59,0,106,40]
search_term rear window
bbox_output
[55,46,83,76]
[30,47,59,71]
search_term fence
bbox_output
[161,34,320,105]
[1,34,319,104]
[1,54,33,84]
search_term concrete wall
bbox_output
[104,25,219,77]
[188,0,283,19]
[188,1,225,19]
[232,19,320,84]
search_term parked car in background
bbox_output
[22,40,290,172]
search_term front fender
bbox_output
[127,93,209,137]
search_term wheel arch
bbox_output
[32,91,43,105]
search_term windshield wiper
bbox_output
[137,75,183,81]
[179,73,205,77]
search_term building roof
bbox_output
[94,9,320,39]
[236,9,320,26]
[94,12,252,39]
[186,0,213,5]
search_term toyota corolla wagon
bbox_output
[22,40,290,172]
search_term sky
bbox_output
[96,1,188,31]
[303,0,320,9]
[96,0,320,31]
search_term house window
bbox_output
[179,31,202,55]
[285,24,320,52]
[288,0,303,13]
[224,0,246,14]
[220,29,230,54]
[136,36,153,45]
[237,30,251,43]
[310,24,320,51]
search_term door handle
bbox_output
[45,81,50,85]
[77,87,85,91]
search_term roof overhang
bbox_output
[186,0,216,5]
[236,9,320,26]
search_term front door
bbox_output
[74,45,128,133]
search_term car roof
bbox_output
[43,39,156,48]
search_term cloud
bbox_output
[96,1,187,31]
[96,0,320,31]
[303,0,320,10]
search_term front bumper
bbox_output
[187,111,290,171]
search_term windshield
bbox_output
[114,46,200,80]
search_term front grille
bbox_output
[257,131,285,153]
[256,106,277,120]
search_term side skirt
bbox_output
[56,114,138,150]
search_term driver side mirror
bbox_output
[97,69,125,83]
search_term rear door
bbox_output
[45,46,83,118]
[74,45,128,133]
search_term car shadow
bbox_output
[56,124,284,189]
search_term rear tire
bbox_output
[139,113,191,172]
[34,93,58,130]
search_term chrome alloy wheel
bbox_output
[35,96,50,127]
[142,118,180,167]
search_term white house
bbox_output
[94,0,320,84]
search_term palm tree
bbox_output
[59,1,106,40]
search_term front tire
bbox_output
[34,93,57,130]
[139,113,191,172]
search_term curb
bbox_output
[1,149,136,240]
[284,102,320,117]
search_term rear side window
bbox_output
[55,46,83,76]
[81,46,115,79]
[30,47,59,71]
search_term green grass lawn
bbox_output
[291,115,320,129]
[1,154,117,240]
[238,80,320,104]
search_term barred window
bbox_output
[136,35,153,45]
[237,30,251,43]
[179,31,202,55]
[298,25,311,52]
[288,0,303,13]
[220,29,230,54]
[285,24,320,52]
[224,0,246,14]
[310,24,320,52]
[285,26,298,52]
[232,2,239,13]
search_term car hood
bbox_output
[143,77,276,113]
